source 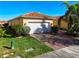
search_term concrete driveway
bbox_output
[31,33,79,58]
[31,34,78,50]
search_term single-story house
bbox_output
[8,12,68,34]
[8,12,55,34]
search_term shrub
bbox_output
[11,25,31,36]
[5,26,16,37]
[0,28,6,37]
[12,25,23,36]
[5,25,31,37]
[21,26,31,36]
[51,25,58,33]
[60,28,67,31]
[52,26,58,29]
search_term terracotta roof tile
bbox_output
[23,12,44,17]
[22,12,54,20]
[9,12,61,21]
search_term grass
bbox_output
[0,36,53,58]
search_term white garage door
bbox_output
[27,22,50,34]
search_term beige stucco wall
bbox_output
[8,18,53,28]
[23,19,27,26]
[23,19,52,26]
[25,19,52,23]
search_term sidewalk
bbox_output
[34,45,79,58]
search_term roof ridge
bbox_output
[22,12,53,18]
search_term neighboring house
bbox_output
[0,21,7,27]
[0,21,7,25]
[60,17,68,30]
[58,16,68,30]
[52,16,68,30]
[8,12,55,34]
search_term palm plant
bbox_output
[58,2,70,30]
[58,1,79,34]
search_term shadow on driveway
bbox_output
[33,33,79,50]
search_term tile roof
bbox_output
[0,21,7,24]
[9,12,61,21]
[22,12,54,20]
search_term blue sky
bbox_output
[0,1,77,20]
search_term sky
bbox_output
[0,1,77,20]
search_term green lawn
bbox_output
[0,36,53,58]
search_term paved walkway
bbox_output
[34,45,79,58]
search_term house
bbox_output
[0,21,7,25]
[59,17,68,30]
[0,21,7,27]
[8,12,68,34]
[51,16,68,30]
[8,12,55,34]
[58,16,68,30]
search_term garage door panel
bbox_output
[27,22,50,34]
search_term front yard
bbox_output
[0,36,53,58]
